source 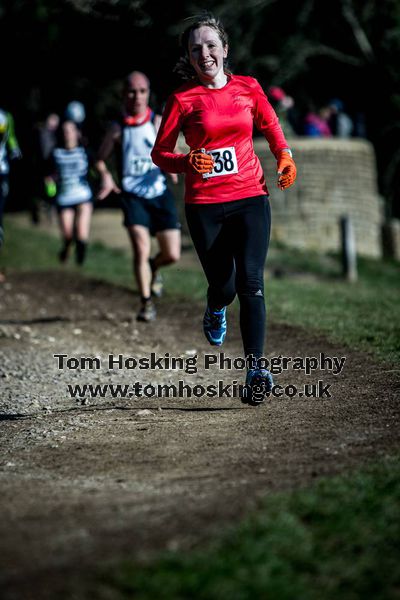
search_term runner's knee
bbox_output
[237,285,264,300]
[161,248,180,264]
[208,285,236,308]
[236,272,264,298]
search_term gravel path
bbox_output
[0,271,399,599]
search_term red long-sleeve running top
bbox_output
[151,75,290,204]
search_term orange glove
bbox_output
[186,148,214,175]
[277,150,297,190]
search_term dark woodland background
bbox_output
[1,0,399,217]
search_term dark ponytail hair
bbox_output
[174,13,231,80]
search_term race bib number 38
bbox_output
[202,146,238,179]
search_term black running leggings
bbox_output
[185,195,271,361]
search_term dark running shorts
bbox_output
[56,199,93,214]
[120,188,180,235]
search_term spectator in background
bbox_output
[303,105,332,137]
[267,86,297,137]
[64,101,89,147]
[32,112,60,223]
[65,101,86,127]
[0,108,22,254]
[38,113,60,161]
[327,98,354,138]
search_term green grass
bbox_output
[267,274,400,363]
[2,218,399,599]
[2,217,399,362]
[0,219,135,287]
[99,456,400,600]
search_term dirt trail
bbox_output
[0,270,399,600]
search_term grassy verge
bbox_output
[2,219,399,599]
[0,218,134,288]
[266,273,400,363]
[2,218,399,362]
[100,456,400,600]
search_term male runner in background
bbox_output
[96,71,181,322]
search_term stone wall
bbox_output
[258,138,384,258]
[174,137,384,258]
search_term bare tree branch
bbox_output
[65,0,149,23]
[342,0,376,61]
[297,0,315,27]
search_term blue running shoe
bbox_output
[203,305,227,346]
[241,368,274,406]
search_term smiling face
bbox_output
[188,25,228,86]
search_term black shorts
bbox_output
[120,188,180,235]
[56,199,93,214]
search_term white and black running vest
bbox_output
[53,146,92,206]
[121,115,167,200]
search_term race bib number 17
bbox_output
[202,146,238,179]
[128,156,154,177]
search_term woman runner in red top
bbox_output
[151,14,297,405]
